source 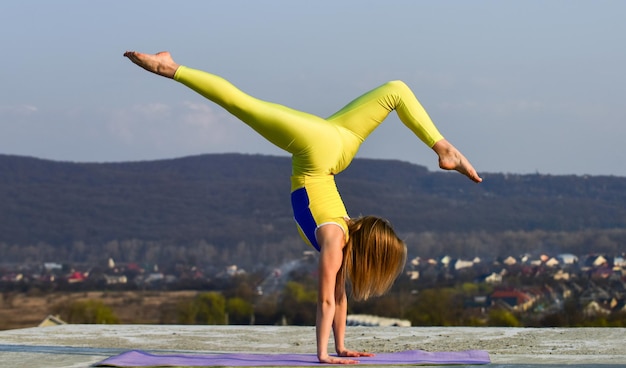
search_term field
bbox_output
[0,290,199,331]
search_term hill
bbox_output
[1,153,625,267]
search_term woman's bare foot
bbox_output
[432,139,482,183]
[123,51,180,79]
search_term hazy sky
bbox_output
[2,1,625,177]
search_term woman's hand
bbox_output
[318,354,359,365]
[316,225,347,363]
[318,350,375,364]
[339,349,375,359]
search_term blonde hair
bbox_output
[339,216,407,301]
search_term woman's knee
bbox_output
[383,80,410,93]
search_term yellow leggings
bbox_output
[174,66,443,177]
[174,66,444,249]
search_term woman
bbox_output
[124,51,482,364]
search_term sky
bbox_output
[1,1,625,177]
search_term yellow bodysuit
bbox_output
[174,66,444,250]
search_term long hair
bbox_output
[338,216,407,301]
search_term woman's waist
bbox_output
[290,174,337,191]
[290,175,347,217]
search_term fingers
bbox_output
[340,350,375,358]
[322,357,360,364]
[123,51,139,59]
[320,350,374,364]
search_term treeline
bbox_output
[1,153,626,267]
[46,272,626,328]
[3,228,626,270]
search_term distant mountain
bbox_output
[1,153,625,266]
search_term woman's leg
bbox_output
[328,80,481,182]
[124,51,332,155]
[124,52,481,182]
[327,80,443,147]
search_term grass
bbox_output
[0,290,199,330]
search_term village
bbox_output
[1,250,625,329]
[409,252,626,322]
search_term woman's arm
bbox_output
[332,291,348,354]
[315,225,358,364]
[333,277,375,360]
[316,225,374,364]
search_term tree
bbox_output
[279,281,317,325]
[404,288,463,326]
[57,299,119,324]
[227,297,254,325]
[177,292,226,325]
[488,309,521,327]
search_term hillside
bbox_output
[1,153,625,267]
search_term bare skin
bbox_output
[315,224,375,364]
[432,139,483,183]
[123,51,483,184]
[124,51,179,79]
[125,50,482,364]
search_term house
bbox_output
[67,271,87,283]
[43,263,63,272]
[346,314,411,327]
[545,258,560,267]
[1,273,23,282]
[610,299,626,313]
[406,271,420,280]
[454,259,474,270]
[491,289,536,311]
[593,255,608,267]
[553,269,571,281]
[144,273,164,284]
[583,301,611,317]
[483,272,503,284]
[591,266,613,280]
[503,256,517,266]
[557,254,578,265]
[38,315,66,327]
[103,274,128,285]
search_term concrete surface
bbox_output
[0,325,625,367]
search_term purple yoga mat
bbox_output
[95,349,490,366]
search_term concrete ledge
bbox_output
[1,325,625,367]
